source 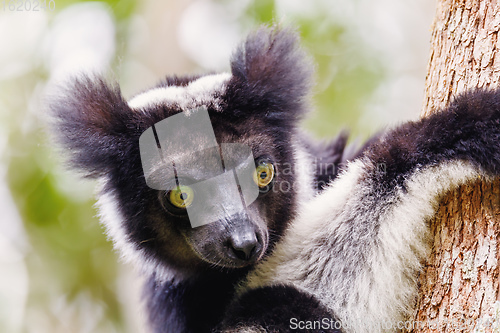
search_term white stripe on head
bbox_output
[128,72,231,111]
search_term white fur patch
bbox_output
[242,159,483,333]
[127,72,231,111]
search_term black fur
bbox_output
[301,132,381,191]
[49,77,138,178]
[228,26,313,123]
[368,89,500,194]
[218,285,342,333]
[144,270,250,333]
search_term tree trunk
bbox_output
[409,1,500,332]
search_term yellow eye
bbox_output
[253,161,275,188]
[168,185,194,208]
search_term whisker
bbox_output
[140,238,156,244]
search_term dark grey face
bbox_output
[155,141,281,268]
[155,155,272,267]
[138,107,279,268]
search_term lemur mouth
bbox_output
[205,254,265,269]
[198,242,267,269]
[189,230,268,269]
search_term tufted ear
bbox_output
[229,25,314,119]
[48,75,139,178]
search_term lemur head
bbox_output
[49,26,313,281]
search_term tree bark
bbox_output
[409,1,500,332]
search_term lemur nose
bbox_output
[229,232,261,262]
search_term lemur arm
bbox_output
[218,89,500,333]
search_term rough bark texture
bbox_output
[409,1,500,332]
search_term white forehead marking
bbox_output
[128,72,231,111]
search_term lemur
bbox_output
[50,25,500,333]
[49,26,362,333]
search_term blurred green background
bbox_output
[0,0,434,332]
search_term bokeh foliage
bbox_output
[3,46,127,333]
[243,0,383,138]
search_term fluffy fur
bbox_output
[219,90,500,333]
[49,26,358,333]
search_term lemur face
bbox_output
[125,72,303,271]
[50,27,313,278]
[149,131,277,268]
